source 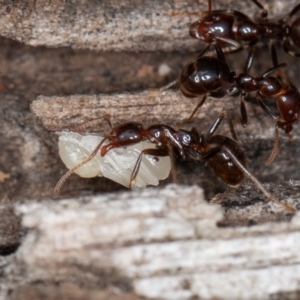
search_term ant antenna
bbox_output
[54,137,109,195]
[265,126,279,166]
[103,114,113,128]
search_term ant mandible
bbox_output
[189,0,300,57]
[180,44,300,164]
[54,112,295,213]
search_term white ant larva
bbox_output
[57,131,172,190]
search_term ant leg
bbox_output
[215,37,241,51]
[208,0,212,13]
[243,44,256,73]
[204,112,226,142]
[250,0,268,19]
[176,95,207,128]
[284,3,300,23]
[240,92,248,127]
[270,40,278,67]
[256,95,277,121]
[265,126,280,166]
[262,63,287,78]
[103,114,112,128]
[205,110,238,142]
[194,44,211,60]
[283,40,300,58]
[270,41,295,86]
[221,110,238,141]
[214,44,226,63]
[129,147,170,189]
[148,79,179,92]
[54,137,109,195]
[224,148,295,212]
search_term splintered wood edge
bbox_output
[0,0,297,51]
[0,185,299,299]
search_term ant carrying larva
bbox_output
[54,112,295,213]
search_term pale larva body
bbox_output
[58,132,172,189]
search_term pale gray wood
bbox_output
[0,184,299,300]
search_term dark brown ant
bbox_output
[179,44,300,164]
[54,112,295,212]
[188,0,300,57]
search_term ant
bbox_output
[188,0,300,57]
[54,112,295,213]
[179,43,300,165]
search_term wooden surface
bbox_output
[0,0,300,299]
[0,0,297,51]
[1,184,300,300]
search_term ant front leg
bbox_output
[150,79,179,92]
[240,92,248,127]
[282,3,300,24]
[269,42,294,86]
[283,40,300,58]
[176,95,207,128]
[129,147,171,189]
[262,62,287,78]
[205,110,238,142]
[243,44,256,74]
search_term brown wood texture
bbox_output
[0,0,297,52]
[0,0,300,299]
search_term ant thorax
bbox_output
[58,131,171,189]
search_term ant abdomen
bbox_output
[203,135,247,186]
[180,56,231,97]
[189,12,236,43]
[277,89,300,125]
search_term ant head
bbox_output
[190,21,204,40]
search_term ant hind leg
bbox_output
[129,147,170,189]
[176,95,207,128]
[283,40,300,58]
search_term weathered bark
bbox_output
[0,0,297,51]
[1,0,300,299]
[0,185,299,300]
[30,90,300,140]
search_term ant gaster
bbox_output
[180,44,300,164]
[54,112,295,213]
[189,0,300,57]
